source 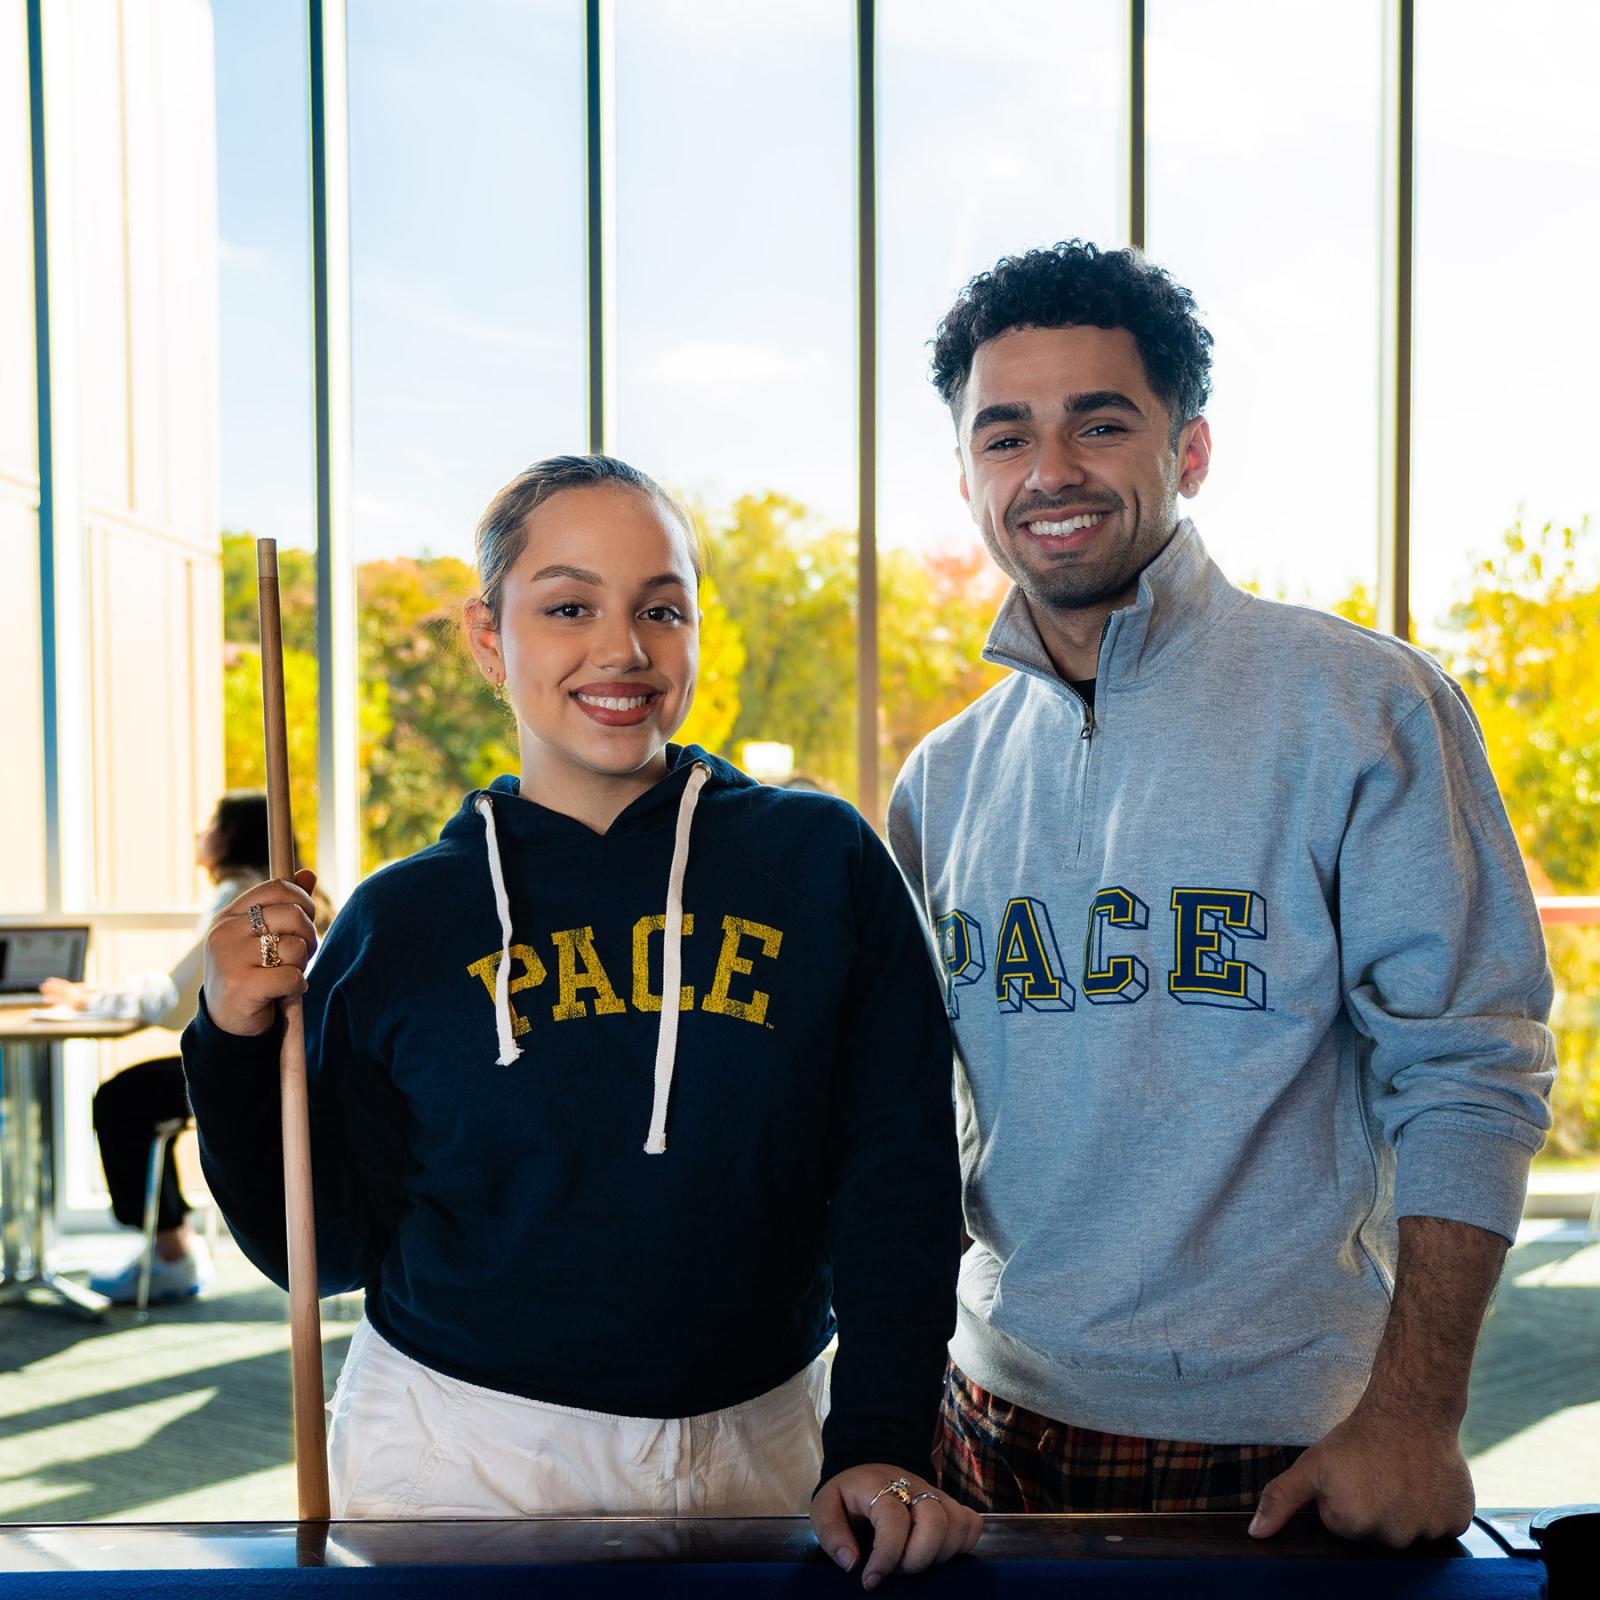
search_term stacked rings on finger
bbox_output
[247,903,267,934]
[910,1492,940,1508]
[259,933,282,968]
[868,1477,914,1510]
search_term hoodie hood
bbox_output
[439,744,753,850]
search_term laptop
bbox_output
[0,925,91,1007]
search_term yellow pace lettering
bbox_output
[549,925,627,1020]
[701,915,783,1025]
[465,944,545,1037]
[631,913,696,1012]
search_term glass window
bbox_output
[877,0,1126,796]
[1146,0,1383,615]
[1412,1,1600,1233]
[612,0,858,797]
[215,0,319,857]
[1412,0,1600,645]
[347,0,587,869]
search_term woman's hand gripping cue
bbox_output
[202,868,320,1037]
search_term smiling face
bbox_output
[466,483,699,806]
[956,324,1211,615]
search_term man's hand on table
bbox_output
[1249,1400,1475,1547]
[811,1463,981,1589]
[1252,1215,1502,1547]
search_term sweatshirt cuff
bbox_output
[816,1440,938,1498]
[1394,1119,1537,1244]
[182,991,282,1083]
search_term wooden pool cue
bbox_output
[257,537,331,1522]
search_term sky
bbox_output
[213,0,1600,636]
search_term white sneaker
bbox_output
[89,1236,214,1305]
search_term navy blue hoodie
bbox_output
[182,746,960,1486]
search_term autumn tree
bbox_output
[221,534,322,862]
[1434,517,1600,1157]
[697,492,859,792]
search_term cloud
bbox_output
[638,338,830,389]
[352,490,410,527]
[359,274,576,359]
[218,237,270,271]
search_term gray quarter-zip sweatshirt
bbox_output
[888,520,1555,1445]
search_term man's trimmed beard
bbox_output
[1009,494,1180,616]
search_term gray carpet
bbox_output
[1,1226,1595,1522]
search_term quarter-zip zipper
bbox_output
[1072,615,1115,860]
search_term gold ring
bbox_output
[248,903,267,935]
[868,1477,913,1511]
[259,932,281,968]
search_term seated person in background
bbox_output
[185,454,978,1584]
[41,792,328,1304]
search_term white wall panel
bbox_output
[122,0,165,525]
[39,0,224,915]
[88,515,219,908]
[66,0,131,518]
[156,0,219,547]
[0,494,47,911]
[0,0,37,485]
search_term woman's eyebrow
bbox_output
[529,564,602,584]
[639,573,692,592]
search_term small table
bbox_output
[0,1514,1556,1598]
[0,1012,143,1317]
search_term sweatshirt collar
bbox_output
[980,519,1245,694]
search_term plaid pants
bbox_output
[935,1361,1303,1514]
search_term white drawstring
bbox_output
[644,763,710,1154]
[476,794,523,1065]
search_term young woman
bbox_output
[41,793,279,1301]
[183,456,977,1583]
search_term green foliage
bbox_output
[1440,518,1600,893]
[698,493,859,794]
[1433,516,1600,1157]
[689,494,1007,801]
[877,545,1008,795]
[1542,925,1600,1160]
[673,573,744,756]
[222,642,321,864]
[222,532,317,652]
[355,555,516,872]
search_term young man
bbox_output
[887,241,1555,1547]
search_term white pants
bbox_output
[327,1318,830,1518]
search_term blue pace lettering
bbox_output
[1168,888,1268,1010]
[1082,886,1150,1004]
[994,897,1075,1013]
[935,909,986,1021]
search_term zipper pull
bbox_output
[1080,710,1095,741]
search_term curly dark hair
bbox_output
[931,241,1213,446]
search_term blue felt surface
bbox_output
[0,1557,1550,1599]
